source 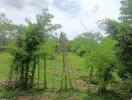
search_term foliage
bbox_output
[0,0,132,98]
[69,32,101,57]
[98,19,120,38]
[0,12,17,47]
[116,0,132,81]
[119,0,132,22]
[97,0,132,93]
[10,8,61,89]
[40,36,60,59]
[86,36,118,93]
[117,23,132,79]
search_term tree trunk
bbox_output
[25,62,29,89]
[89,66,93,83]
[31,56,36,88]
[37,56,40,88]
[44,54,47,89]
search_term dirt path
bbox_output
[0,80,7,85]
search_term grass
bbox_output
[0,52,13,80]
[0,52,87,88]
[0,52,131,100]
[0,86,129,100]
[0,86,86,100]
[83,90,124,100]
[0,52,86,99]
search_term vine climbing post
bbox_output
[60,32,68,90]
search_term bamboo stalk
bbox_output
[31,56,36,88]
[43,54,47,89]
[37,55,40,88]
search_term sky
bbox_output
[0,0,121,39]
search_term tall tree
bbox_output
[98,19,120,38]
[0,12,15,47]
[116,0,132,80]
[9,8,61,89]
[98,0,132,82]
[119,0,132,22]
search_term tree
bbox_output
[69,32,101,57]
[9,8,61,89]
[114,0,132,80]
[98,1,132,92]
[119,0,132,22]
[0,12,16,47]
[36,9,61,89]
[117,23,132,79]
[98,19,120,38]
[86,36,118,93]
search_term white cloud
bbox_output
[0,0,121,39]
[0,8,6,13]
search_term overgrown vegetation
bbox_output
[0,0,132,99]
